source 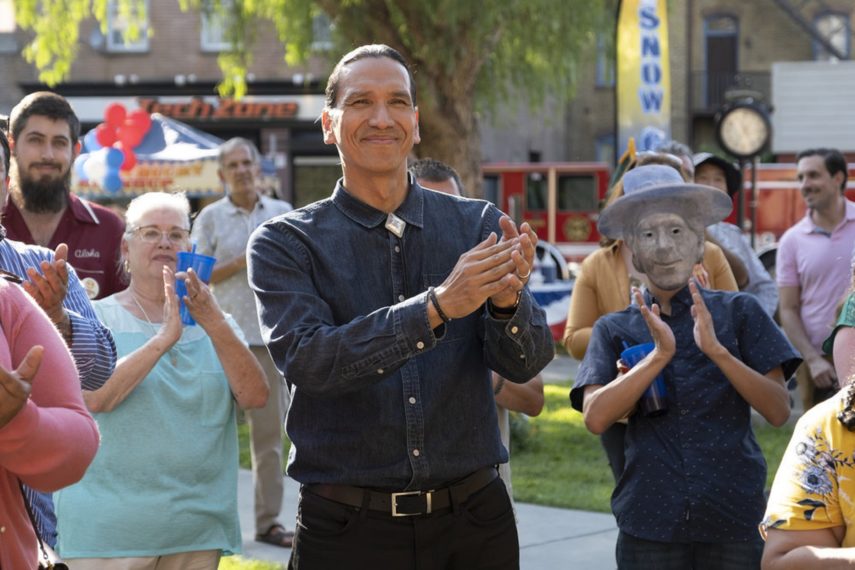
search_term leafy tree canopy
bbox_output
[15,0,609,194]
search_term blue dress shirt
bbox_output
[571,286,800,543]
[249,180,554,490]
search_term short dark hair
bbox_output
[325,44,416,109]
[9,91,81,146]
[0,129,9,177]
[218,137,260,166]
[410,158,463,193]
[797,147,848,192]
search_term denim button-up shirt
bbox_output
[571,286,800,543]
[248,180,554,489]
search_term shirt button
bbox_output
[519,354,526,359]
[409,396,416,404]
[681,409,689,415]
[398,294,406,302]
[395,245,401,253]
[0,526,4,533]
[412,449,420,457]
[511,326,519,334]
[416,341,425,350]
[377,369,384,374]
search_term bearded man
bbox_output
[4,91,125,299]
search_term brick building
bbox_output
[0,0,852,188]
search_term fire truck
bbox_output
[483,160,855,277]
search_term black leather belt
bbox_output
[304,466,498,517]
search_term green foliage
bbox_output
[15,0,606,111]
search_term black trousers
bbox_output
[289,476,519,570]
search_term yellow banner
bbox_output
[617,0,671,154]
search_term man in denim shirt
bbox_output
[248,45,553,569]
[571,165,800,569]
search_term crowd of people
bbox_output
[2,43,855,570]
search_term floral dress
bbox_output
[761,390,855,547]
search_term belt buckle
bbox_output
[391,490,431,517]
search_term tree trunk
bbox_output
[414,98,484,199]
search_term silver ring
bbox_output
[516,269,531,280]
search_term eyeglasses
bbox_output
[130,226,190,245]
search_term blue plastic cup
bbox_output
[620,342,668,417]
[175,251,216,326]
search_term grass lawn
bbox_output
[511,382,796,512]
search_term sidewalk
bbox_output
[236,470,618,569]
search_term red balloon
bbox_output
[117,143,137,172]
[95,124,117,147]
[104,103,127,128]
[118,124,145,149]
[128,109,152,134]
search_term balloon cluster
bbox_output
[75,103,152,193]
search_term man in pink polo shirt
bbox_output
[4,92,125,300]
[777,147,855,412]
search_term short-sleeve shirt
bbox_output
[776,200,855,349]
[761,390,855,547]
[3,194,126,300]
[192,194,292,345]
[571,286,800,543]
[55,296,245,558]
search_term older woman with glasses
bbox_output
[54,192,268,569]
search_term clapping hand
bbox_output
[632,287,675,360]
[0,345,43,429]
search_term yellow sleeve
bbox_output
[761,397,848,537]
[564,260,600,360]
[703,241,738,292]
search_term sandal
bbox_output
[255,524,294,548]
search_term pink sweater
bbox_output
[0,279,99,569]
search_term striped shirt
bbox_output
[1,234,117,545]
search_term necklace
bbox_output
[130,292,178,366]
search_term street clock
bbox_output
[715,100,771,160]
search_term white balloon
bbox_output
[83,148,109,183]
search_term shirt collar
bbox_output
[225,192,263,214]
[800,199,855,234]
[67,193,101,225]
[644,283,694,316]
[332,175,425,231]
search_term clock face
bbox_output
[718,105,770,158]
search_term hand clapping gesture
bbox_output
[632,286,675,360]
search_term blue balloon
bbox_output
[105,147,124,170]
[83,129,102,152]
[103,170,123,194]
[74,155,89,182]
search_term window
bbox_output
[311,13,333,51]
[595,134,616,166]
[595,34,615,87]
[106,0,149,53]
[0,0,16,52]
[557,175,597,212]
[814,12,850,61]
[525,172,548,211]
[483,175,501,208]
[201,0,231,52]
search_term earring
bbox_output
[123,259,130,274]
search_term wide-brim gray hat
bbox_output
[598,164,732,239]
